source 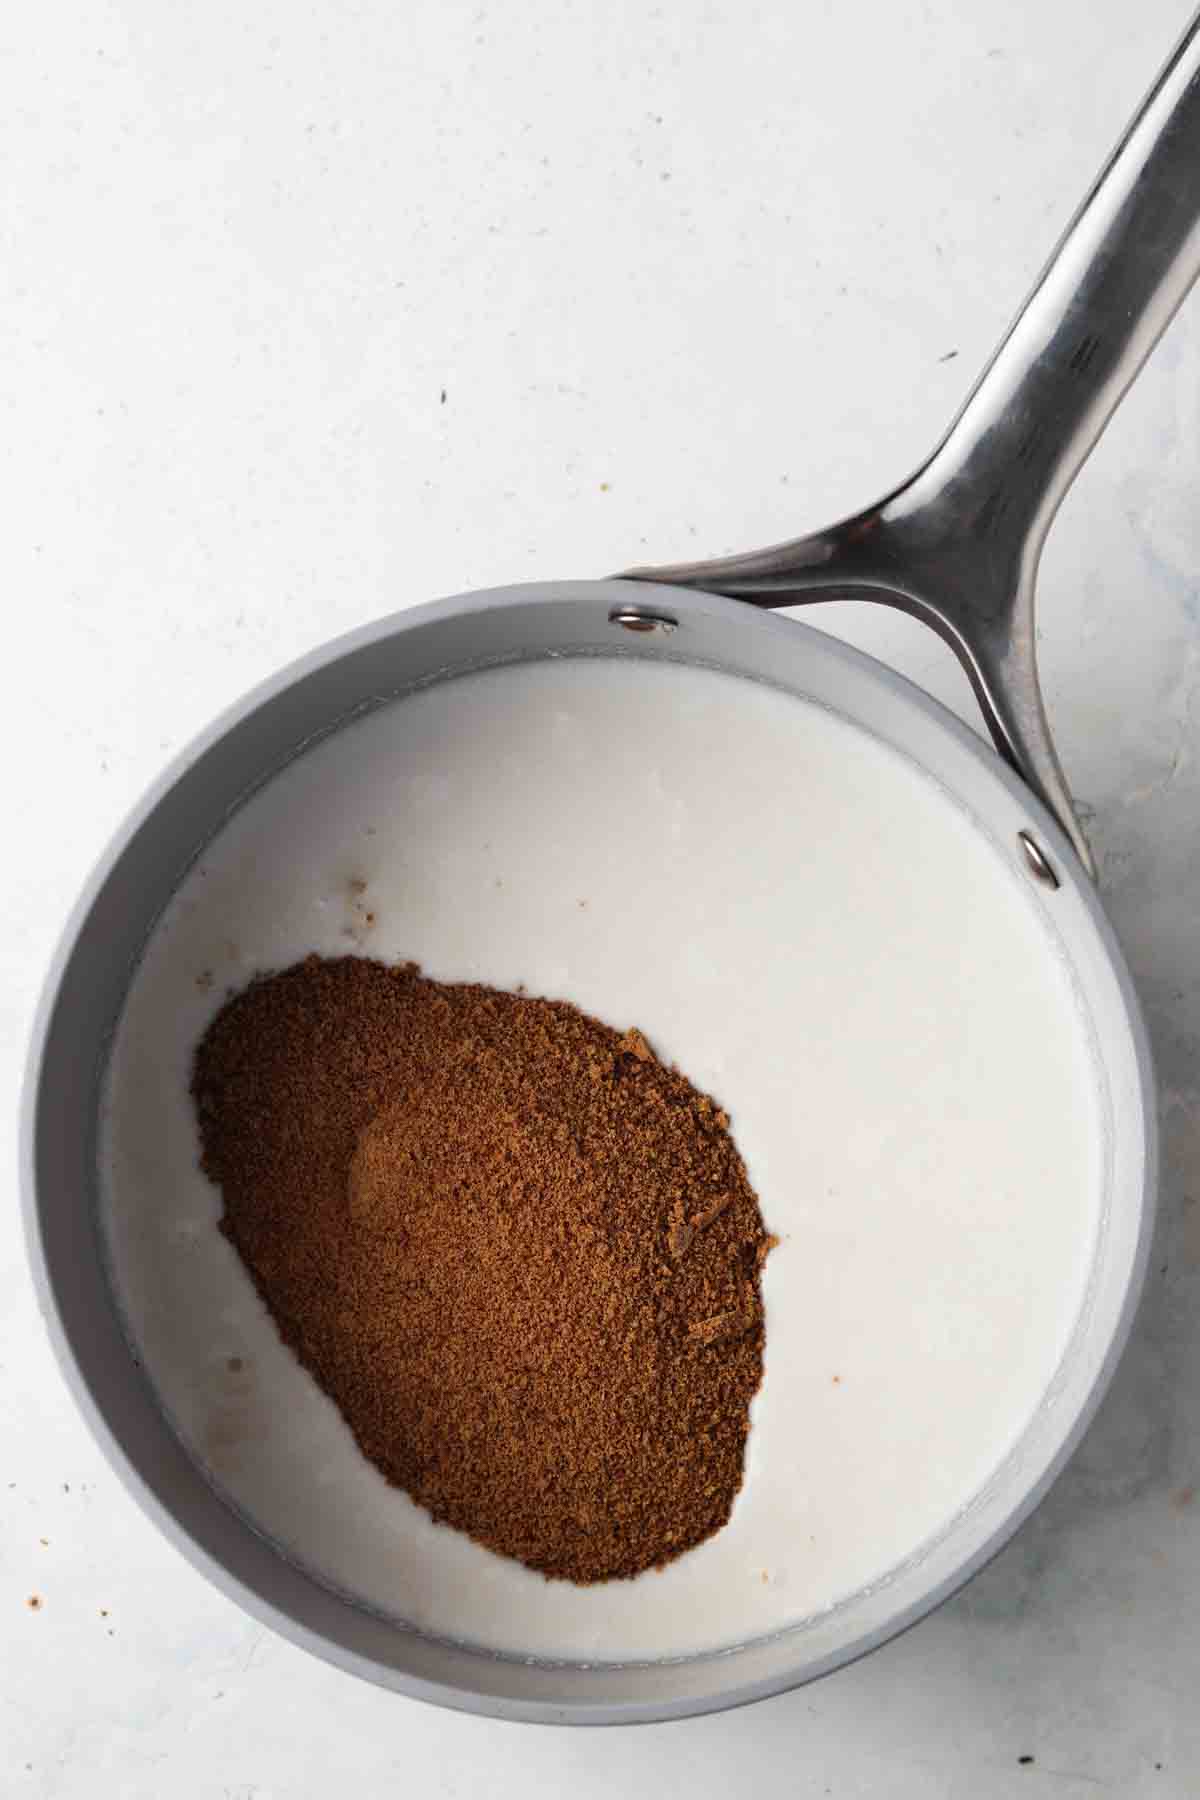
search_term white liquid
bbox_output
[102,658,1104,1662]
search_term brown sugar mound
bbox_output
[192,956,775,1584]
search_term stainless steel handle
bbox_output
[624,14,1200,878]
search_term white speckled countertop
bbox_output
[3,2,1199,1793]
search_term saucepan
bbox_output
[22,16,1200,1723]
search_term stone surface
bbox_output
[3,1,1197,1792]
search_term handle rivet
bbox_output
[609,607,678,635]
[1018,830,1060,890]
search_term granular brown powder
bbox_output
[192,956,774,1584]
